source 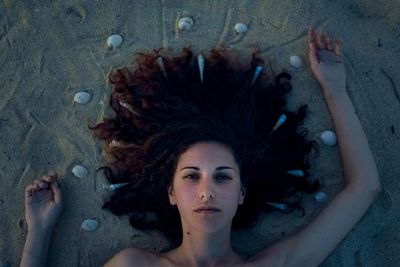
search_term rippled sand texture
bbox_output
[0,0,399,266]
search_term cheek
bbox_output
[220,188,241,205]
[175,184,197,203]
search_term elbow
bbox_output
[372,182,383,196]
[347,177,383,197]
[365,181,383,199]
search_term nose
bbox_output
[197,177,216,200]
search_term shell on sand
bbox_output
[73,91,91,104]
[178,17,194,30]
[320,130,337,146]
[107,34,123,48]
[234,23,248,34]
[314,191,328,203]
[289,55,303,68]
[72,165,88,178]
[81,219,98,231]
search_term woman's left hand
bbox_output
[308,25,347,95]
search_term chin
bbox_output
[190,217,232,234]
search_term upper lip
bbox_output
[194,206,221,212]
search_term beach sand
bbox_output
[0,0,399,266]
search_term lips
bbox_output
[194,206,221,213]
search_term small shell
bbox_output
[289,55,303,68]
[314,191,328,203]
[250,65,263,86]
[266,201,288,211]
[107,34,123,48]
[197,54,205,83]
[178,17,194,30]
[73,91,91,104]
[109,182,130,191]
[109,139,122,147]
[271,114,287,132]
[320,130,337,146]
[72,165,88,178]
[234,23,248,34]
[156,57,169,80]
[81,219,98,231]
[286,170,305,177]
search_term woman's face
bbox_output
[168,141,244,234]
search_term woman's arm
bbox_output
[249,26,382,267]
[20,231,52,267]
[20,171,63,267]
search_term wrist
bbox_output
[322,86,348,101]
[27,227,53,239]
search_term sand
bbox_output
[0,0,399,266]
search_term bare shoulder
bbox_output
[103,247,173,267]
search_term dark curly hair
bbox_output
[88,46,320,245]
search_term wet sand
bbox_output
[0,0,399,266]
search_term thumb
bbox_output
[50,181,63,205]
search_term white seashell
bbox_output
[234,23,248,34]
[178,17,194,30]
[250,65,263,86]
[314,191,328,203]
[320,130,337,146]
[109,182,130,191]
[156,57,168,80]
[266,201,288,211]
[271,114,287,132]
[286,169,305,177]
[289,55,303,69]
[109,139,122,147]
[81,219,98,231]
[73,91,91,104]
[107,34,123,48]
[197,54,205,83]
[72,165,88,178]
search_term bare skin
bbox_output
[20,25,381,267]
[20,171,63,267]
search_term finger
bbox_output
[334,36,342,56]
[50,181,63,205]
[308,26,319,64]
[25,184,36,198]
[34,179,49,189]
[326,36,334,51]
[308,25,316,42]
[42,175,54,183]
[47,170,58,180]
[32,184,41,192]
[317,31,327,50]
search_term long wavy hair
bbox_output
[88,46,320,245]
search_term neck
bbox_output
[173,225,239,267]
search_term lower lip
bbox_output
[195,210,220,214]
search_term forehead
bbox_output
[177,142,236,167]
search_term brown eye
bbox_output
[214,174,232,181]
[184,174,199,180]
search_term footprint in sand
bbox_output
[65,4,87,24]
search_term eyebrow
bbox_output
[179,166,235,172]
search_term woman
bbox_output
[20,26,381,267]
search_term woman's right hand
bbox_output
[307,25,347,94]
[24,170,63,234]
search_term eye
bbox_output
[214,174,232,181]
[183,174,199,180]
